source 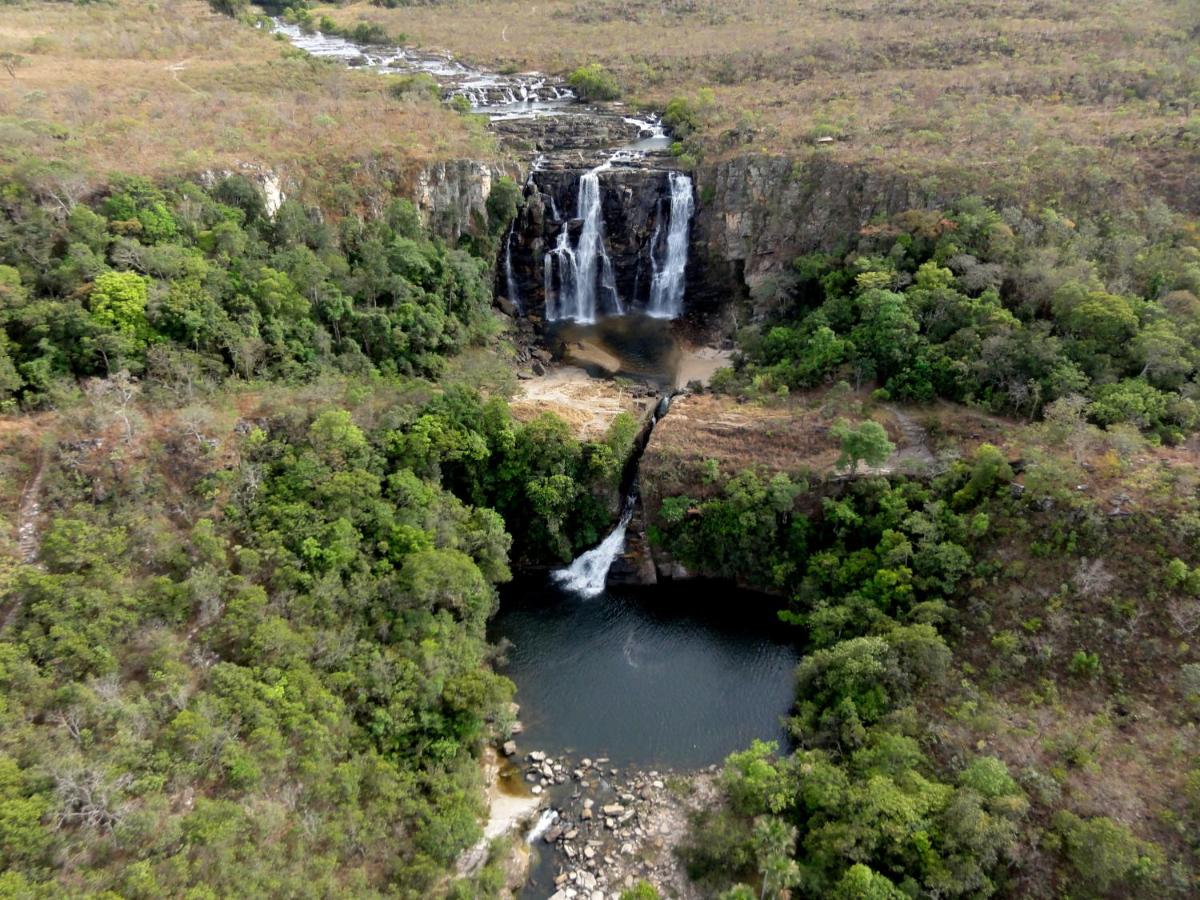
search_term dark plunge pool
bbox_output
[488,577,801,769]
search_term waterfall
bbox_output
[546,159,622,323]
[525,809,559,844]
[551,495,636,598]
[552,395,672,598]
[503,226,521,313]
[646,171,694,319]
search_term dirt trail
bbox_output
[2,450,47,630]
[15,451,46,566]
[885,405,937,470]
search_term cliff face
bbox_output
[409,159,522,241]
[498,153,937,328]
[220,157,521,243]
[685,155,937,321]
[259,148,937,327]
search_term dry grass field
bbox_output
[0,0,495,190]
[319,0,1200,207]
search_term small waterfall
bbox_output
[503,226,522,312]
[552,496,636,598]
[546,159,622,323]
[525,809,559,844]
[552,395,673,598]
[646,171,694,319]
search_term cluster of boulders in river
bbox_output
[503,744,715,900]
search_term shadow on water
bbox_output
[489,577,801,770]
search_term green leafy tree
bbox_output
[832,419,894,475]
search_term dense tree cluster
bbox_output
[0,175,500,410]
[660,451,1168,897]
[0,402,516,896]
[717,200,1200,442]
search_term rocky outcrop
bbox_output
[492,113,643,154]
[409,159,523,241]
[686,154,939,321]
[514,751,717,900]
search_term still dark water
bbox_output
[489,578,801,768]
[550,313,681,386]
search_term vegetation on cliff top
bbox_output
[714,196,1200,443]
[0,0,495,193]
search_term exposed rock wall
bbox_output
[686,154,939,321]
[409,158,522,241]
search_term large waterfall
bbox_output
[546,162,622,324]
[647,172,694,319]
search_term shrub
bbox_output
[388,73,441,103]
[1068,650,1101,679]
[568,64,620,101]
[1054,811,1164,895]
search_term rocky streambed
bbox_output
[502,748,718,900]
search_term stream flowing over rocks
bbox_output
[513,750,718,900]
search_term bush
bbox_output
[388,73,441,103]
[567,64,620,101]
[1054,811,1163,895]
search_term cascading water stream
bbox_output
[546,159,622,323]
[552,395,672,597]
[647,171,694,319]
[551,495,636,598]
[503,226,522,313]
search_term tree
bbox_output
[832,864,906,899]
[832,419,894,475]
[86,272,153,373]
[1054,811,1164,896]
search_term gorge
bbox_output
[276,17,799,893]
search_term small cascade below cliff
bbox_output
[647,172,695,319]
[552,495,636,597]
[553,395,671,597]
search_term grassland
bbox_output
[317,0,1200,209]
[0,0,495,191]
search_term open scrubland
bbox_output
[0,0,494,190]
[1,0,1200,896]
[316,0,1200,209]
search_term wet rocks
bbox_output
[519,754,717,899]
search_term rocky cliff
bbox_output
[500,152,939,329]
[685,154,938,322]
